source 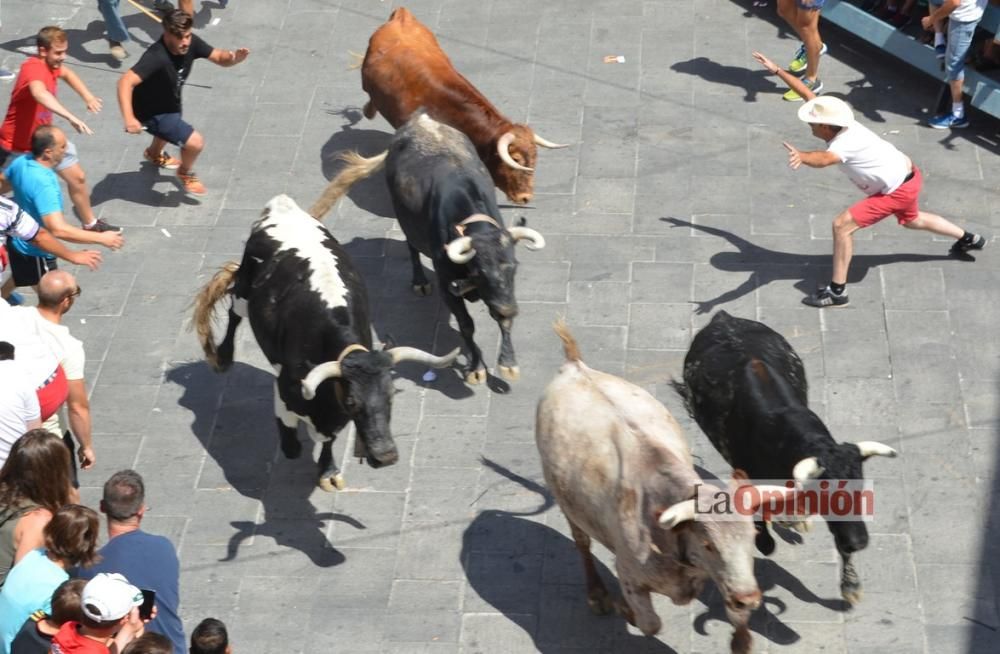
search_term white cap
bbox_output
[81,573,143,622]
[797,96,855,128]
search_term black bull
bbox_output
[192,194,458,491]
[672,310,897,605]
[308,111,546,385]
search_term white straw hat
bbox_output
[797,96,855,128]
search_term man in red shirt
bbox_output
[0,26,120,233]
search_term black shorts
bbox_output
[141,113,195,147]
[8,245,57,287]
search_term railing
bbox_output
[822,0,1000,117]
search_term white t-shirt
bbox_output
[827,121,910,196]
[0,360,40,465]
[28,310,85,435]
[952,0,987,23]
[0,302,59,388]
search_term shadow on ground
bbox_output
[662,217,960,313]
[318,107,395,218]
[164,360,360,568]
[462,460,843,651]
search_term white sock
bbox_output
[83,220,97,228]
[952,102,965,118]
[934,32,946,47]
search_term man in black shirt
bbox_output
[116,10,248,197]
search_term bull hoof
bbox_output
[841,583,863,607]
[465,368,487,385]
[755,528,776,556]
[586,589,614,616]
[731,628,753,654]
[318,473,346,492]
[363,100,376,120]
[498,365,520,381]
[613,598,637,627]
[411,283,432,296]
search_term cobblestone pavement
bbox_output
[3,0,998,652]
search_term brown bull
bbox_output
[360,7,566,204]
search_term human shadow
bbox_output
[318,107,395,219]
[1,18,158,69]
[164,361,363,568]
[90,166,199,208]
[662,217,957,313]
[670,57,783,102]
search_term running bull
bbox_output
[193,194,459,491]
[358,6,567,204]
[672,310,898,604]
[536,320,792,653]
[310,111,545,384]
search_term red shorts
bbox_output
[848,166,921,228]
[36,365,68,422]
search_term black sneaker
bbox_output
[950,234,986,255]
[803,286,849,308]
[83,219,123,233]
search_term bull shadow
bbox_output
[318,107,395,219]
[462,460,833,651]
[163,360,364,569]
[337,236,478,400]
[661,217,957,314]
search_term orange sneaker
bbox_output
[144,148,180,170]
[177,171,207,197]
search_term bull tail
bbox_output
[192,262,240,370]
[347,50,364,70]
[552,318,582,362]
[308,150,388,221]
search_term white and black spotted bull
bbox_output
[309,111,546,385]
[192,194,459,491]
[536,320,792,654]
[672,310,898,604]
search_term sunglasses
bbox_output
[68,286,82,298]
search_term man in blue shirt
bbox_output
[77,470,186,653]
[1,125,123,301]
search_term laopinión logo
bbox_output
[693,480,876,522]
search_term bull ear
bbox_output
[618,485,652,565]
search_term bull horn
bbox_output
[856,441,898,458]
[301,361,343,400]
[389,346,461,368]
[657,499,697,528]
[533,133,569,149]
[497,132,534,172]
[445,236,476,264]
[792,457,824,484]
[508,226,546,251]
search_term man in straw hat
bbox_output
[752,51,987,307]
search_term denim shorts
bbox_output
[0,139,80,172]
[797,0,825,9]
[946,19,978,81]
[141,112,195,147]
